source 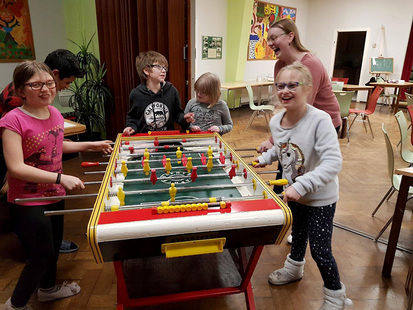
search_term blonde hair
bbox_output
[276,61,313,87]
[135,51,168,82]
[269,19,309,53]
[194,72,221,107]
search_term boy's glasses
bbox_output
[274,81,304,91]
[24,80,56,91]
[149,64,168,72]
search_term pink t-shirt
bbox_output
[274,53,342,128]
[0,106,66,205]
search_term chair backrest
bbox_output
[334,91,355,118]
[395,110,413,164]
[382,123,395,185]
[406,93,413,107]
[245,84,274,112]
[365,86,384,114]
[408,105,413,145]
[331,81,344,91]
[246,84,256,110]
[332,77,349,84]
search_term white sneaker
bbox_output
[287,234,293,244]
[5,298,32,310]
[37,281,81,302]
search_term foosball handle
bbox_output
[81,162,100,167]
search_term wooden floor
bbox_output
[0,102,412,310]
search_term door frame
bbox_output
[329,28,370,102]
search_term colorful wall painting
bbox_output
[248,1,296,61]
[0,0,35,62]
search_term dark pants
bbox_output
[289,201,341,290]
[10,200,64,307]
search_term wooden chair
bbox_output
[332,77,349,84]
[348,86,383,139]
[372,124,413,241]
[244,84,274,132]
[334,90,355,142]
[395,110,413,166]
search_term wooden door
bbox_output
[95,0,191,139]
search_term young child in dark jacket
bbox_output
[123,51,194,135]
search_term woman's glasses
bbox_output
[274,81,304,91]
[149,64,168,72]
[24,80,56,91]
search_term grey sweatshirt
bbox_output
[258,104,342,206]
[184,99,233,134]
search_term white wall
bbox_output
[0,0,66,89]
[195,0,227,83]
[305,0,413,101]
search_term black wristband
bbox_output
[56,173,61,184]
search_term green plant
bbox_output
[68,34,113,139]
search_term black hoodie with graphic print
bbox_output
[125,81,189,133]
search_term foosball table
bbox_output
[84,131,291,310]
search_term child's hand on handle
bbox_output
[257,139,274,153]
[90,140,113,154]
[283,186,301,203]
[60,174,85,191]
[123,127,135,136]
[184,112,195,123]
[208,125,219,133]
[252,159,266,168]
[190,126,201,132]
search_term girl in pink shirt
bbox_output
[0,61,112,310]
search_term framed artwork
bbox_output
[202,36,222,59]
[248,1,296,61]
[0,0,35,62]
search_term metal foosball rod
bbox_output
[80,154,253,168]
[84,162,231,175]
[83,171,249,186]
[235,147,259,152]
[119,142,219,151]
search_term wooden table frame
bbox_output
[371,82,413,112]
[63,119,86,137]
[342,84,374,104]
[382,167,413,277]
[221,80,274,109]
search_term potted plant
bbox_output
[68,34,113,139]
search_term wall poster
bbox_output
[0,0,35,62]
[202,36,222,59]
[248,1,296,61]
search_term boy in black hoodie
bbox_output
[123,51,194,135]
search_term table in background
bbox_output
[64,119,86,137]
[342,84,374,105]
[221,80,274,109]
[382,167,413,277]
[371,82,413,112]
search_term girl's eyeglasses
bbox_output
[274,81,304,91]
[24,80,56,91]
[149,64,168,72]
